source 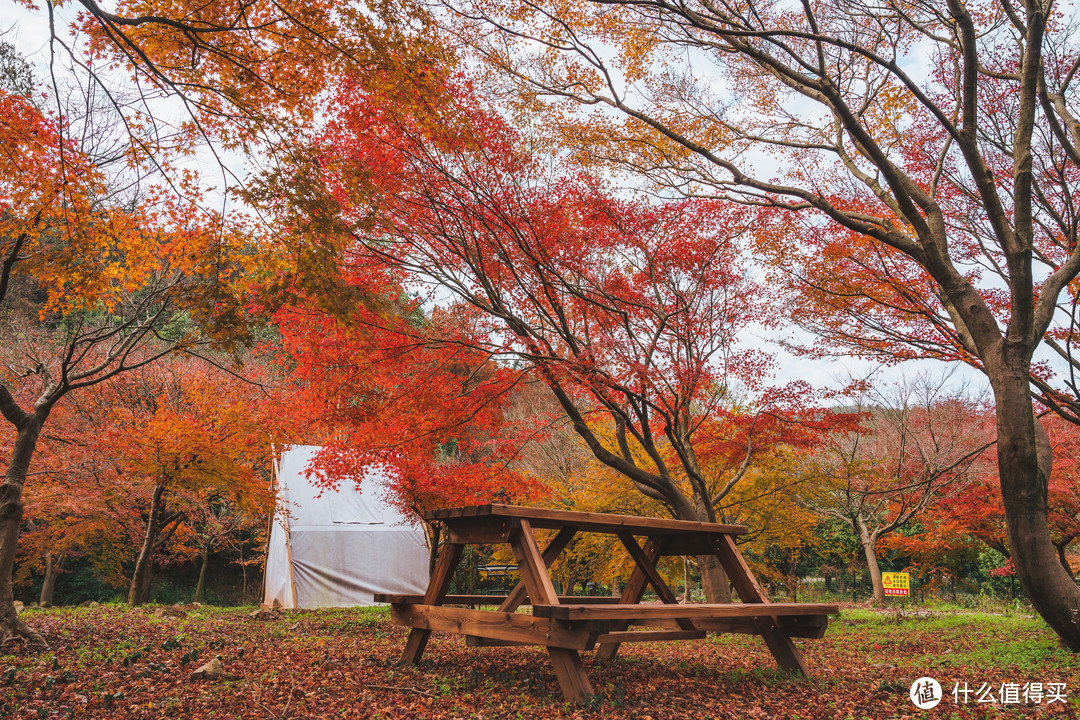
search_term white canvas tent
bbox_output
[263,445,430,608]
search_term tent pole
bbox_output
[259,444,277,606]
[285,521,298,608]
[273,445,300,608]
[264,445,298,609]
[258,444,280,608]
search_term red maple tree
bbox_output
[15,356,273,606]
[295,69,840,600]
[270,277,547,564]
[914,414,1080,579]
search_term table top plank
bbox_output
[426,504,748,536]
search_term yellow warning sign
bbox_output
[882,572,910,596]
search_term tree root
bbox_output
[0,616,48,650]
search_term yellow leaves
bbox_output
[0,86,261,338]
[0,91,123,314]
[19,188,245,319]
[78,0,339,124]
[1068,277,1080,301]
[65,0,437,160]
[109,358,270,504]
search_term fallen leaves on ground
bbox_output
[1,604,1076,719]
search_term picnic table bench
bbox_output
[376,504,839,703]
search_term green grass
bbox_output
[828,607,1077,674]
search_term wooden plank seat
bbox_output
[636,614,831,639]
[379,596,838,645]
[388,603,599,651]
[532,602,839,621]
[375,593,619,605]
[382,601,835,646]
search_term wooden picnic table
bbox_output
[375,504,839,703]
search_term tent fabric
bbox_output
[263,445,430,608]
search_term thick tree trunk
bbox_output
[669,496,731,603]
[854,519,886,604]
[194,544,210,604]
[698,554,732,602]
[662,505,730,602]
[993,372,1080,650]
[0,416,46,644]
[128,553,154,607]
[861,536,885,605]
[665,498,734,604]
[129,483,168,606]
[425,521,440,578]
[682,555,691,602]
[1055,541,1075,578]
[39,551,64,607]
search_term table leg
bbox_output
[618,534,696,627]
[594,537,664,660]
[548,646,593,703]
[401,540,464,665]
[498,526,577,613]
[463,527,575,648]
[510,519,593,703]
[712,534,810,676]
